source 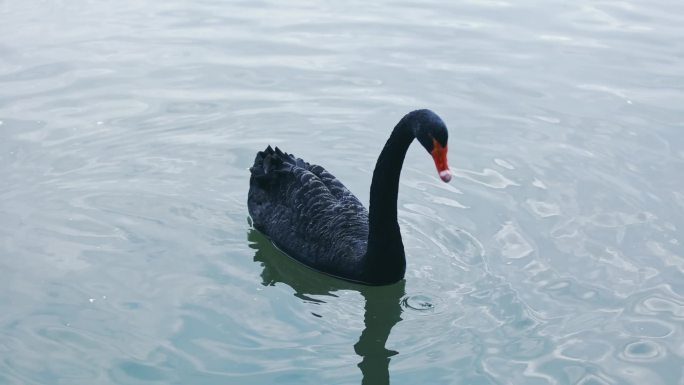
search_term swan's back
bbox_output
[248,146,369,279]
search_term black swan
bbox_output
[248,109,451,285]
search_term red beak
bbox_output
[431,138,451,183]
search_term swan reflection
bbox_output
[249,228,404,385]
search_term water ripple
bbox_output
[620,340,663,362]
[452,167,519,189]
[401,294,445,315]
[2,0,684,384]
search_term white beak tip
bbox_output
[439,170,452,183]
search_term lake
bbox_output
[1,0,683,384]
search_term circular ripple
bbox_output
[401,294,445,315]
[621,340,662,362]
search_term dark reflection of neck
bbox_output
[248,228,405,385]
[355,282,405,385]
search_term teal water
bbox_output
[1,0,684,384]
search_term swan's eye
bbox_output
[431,138,451,183]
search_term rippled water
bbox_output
[2,0,684,384]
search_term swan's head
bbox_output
[412,109,451,183]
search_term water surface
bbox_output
[1,0,684,384]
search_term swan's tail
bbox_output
[250,146,308,180]
[248,146,309,222]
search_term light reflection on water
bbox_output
[1,0,683,384]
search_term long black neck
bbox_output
[363,114,417,285]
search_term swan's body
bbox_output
[248,109,451,285]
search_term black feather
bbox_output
[248,147,369,280]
